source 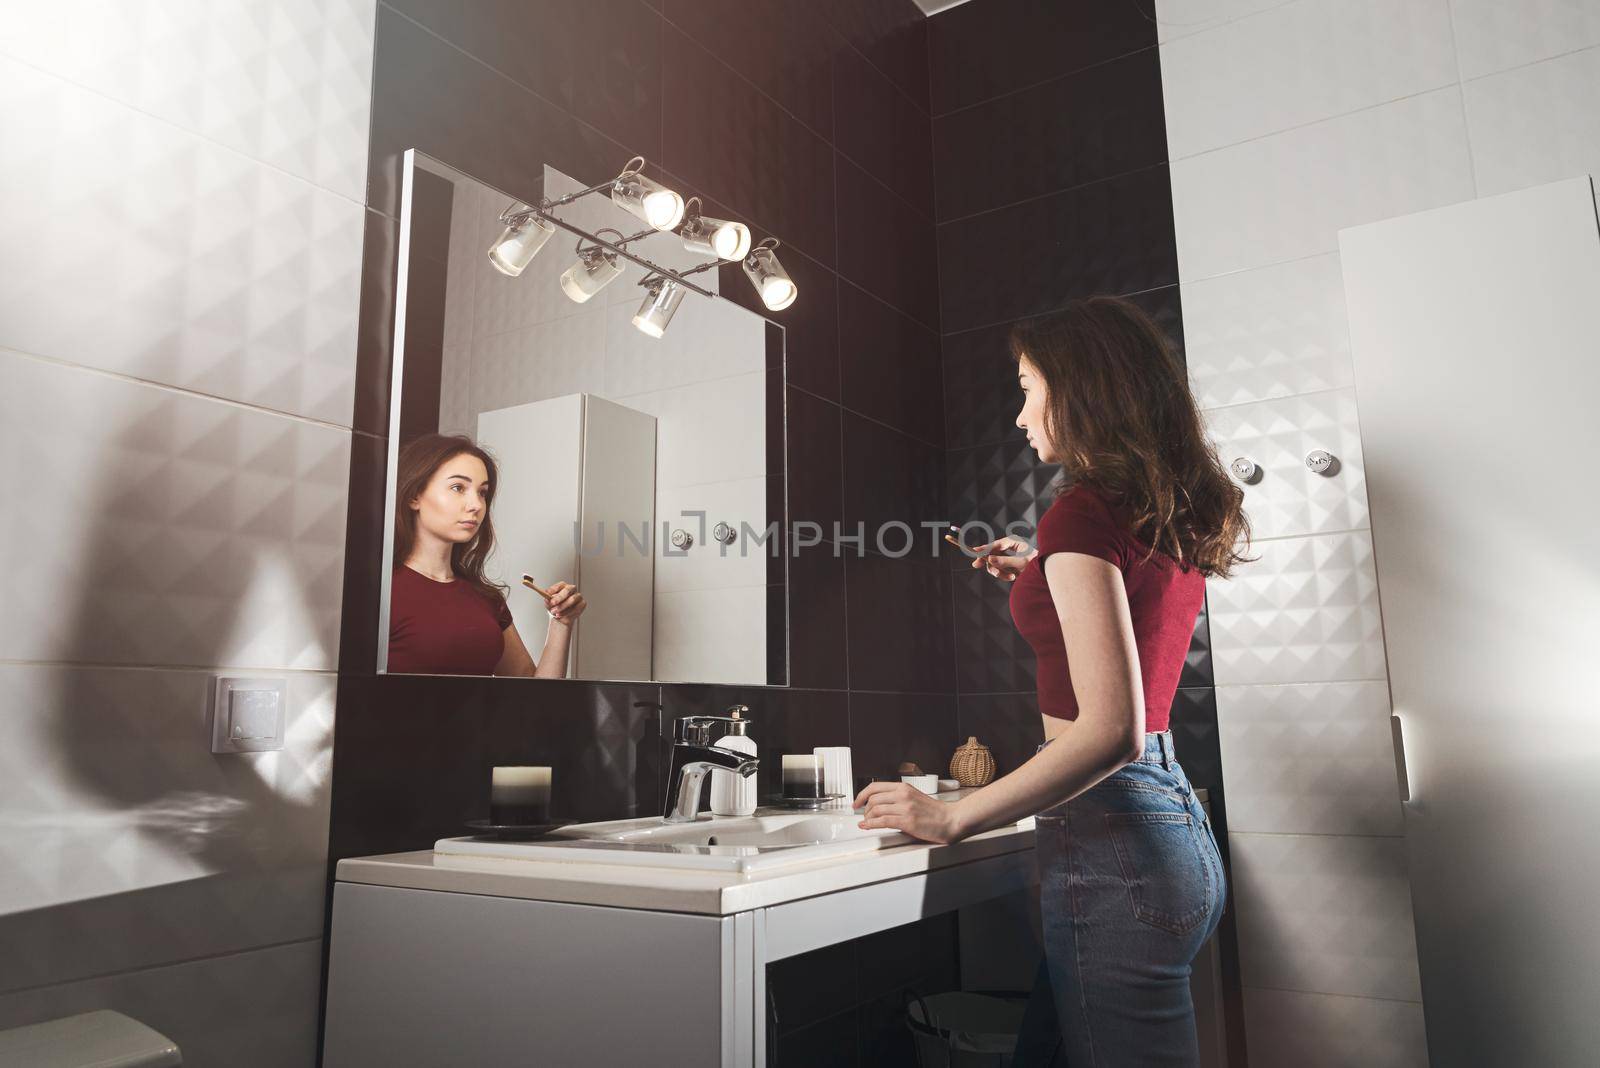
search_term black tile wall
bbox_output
[833,44,935,219]
[662,23,838,267]
[838,282,944,447]
[841,411,946,538]
[936,163,1180,333]
[932,47,1169,222]
[927,0,1155,114]
[822,0,931,111]
[836,154,941,329]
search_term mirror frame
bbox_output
[376,148,790,686]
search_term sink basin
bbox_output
[434,810,912,874]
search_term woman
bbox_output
[854,298,1249,1065]
[388,433,586,677]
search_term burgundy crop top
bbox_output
[387,566,513,675]
[1008,485,1205,731]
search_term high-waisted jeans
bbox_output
[1012,731,1225,1067]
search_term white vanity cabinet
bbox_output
[321,822,1037,1066]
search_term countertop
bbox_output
[335,790,1035,916]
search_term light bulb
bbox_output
[487,213,555,277]
[632,278,686,338]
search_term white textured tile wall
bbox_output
[655,479,770,594]
[0,0,374,203]
[0,666,332,994]
[1449,0,1600,79]
[1241,986,1429,1068]
[0,0,373,1049]
[1182,253,1355,408]
[1205,530,1387,686]
[653,585,768,684]
[1230,832,1424,1001]
[0,55,365,426]
[614,373,767,491]
[1164,2,1600,1060]
[1171,87,1475,280]
[1160,0,1457,159]
[0,939,324,1067]
[0,351,350,670]
[1216,681,1404,836]
[1464,45,1600,196]
[1204,389,1368,540]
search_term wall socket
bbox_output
[209,677,288,753]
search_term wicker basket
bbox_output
[949,737,996,787]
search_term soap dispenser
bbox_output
[709,707,757,816]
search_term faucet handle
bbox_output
[673,712,753,746]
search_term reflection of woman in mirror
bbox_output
[388,433,586,676]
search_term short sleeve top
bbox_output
[1007,485,1205,730]
[387,566,513,675]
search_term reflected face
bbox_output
[410,452,491,545]
[1015,356,1057,463]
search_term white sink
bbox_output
[434,810,911,874]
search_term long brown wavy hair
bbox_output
[393,433,507,605]
[1010,297,1251,578]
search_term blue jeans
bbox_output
[1012,732,1225,1066]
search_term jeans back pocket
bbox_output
[1104,812,1215,935]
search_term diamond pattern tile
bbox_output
[952,570,1037,695]
[0,938,322,1068]
[946,439,1057,544]
[1205,530,1388,686]
[1217,681,1404,836]
[1159,0,1456,159]
[1170,686,1222,790]
[1203,388,1369,540]
[1181,598,1215,688]
[1242,986,1428,1068]
[1182,253,1355,408]
[0,351,349,670]
[1170,87,1474,281]
[1463,46,1600,198]
[1230,832,1423,1002]
[0,55,366,425]
[0,0,375,203]
[0,666,332,994]
[1450,0,1600,78]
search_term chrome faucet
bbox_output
[663,706,759,823]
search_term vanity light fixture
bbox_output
[487,206,557,276]
[679,197,751,261]
[632,275,687,338]
[559,230,625,303]
[743,238,797,311]
[611,155,685,231]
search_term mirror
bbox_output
[379,151,787,686]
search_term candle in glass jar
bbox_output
[782,754,823,799]
[490,766,551,825]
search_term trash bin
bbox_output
[906,990,1028,1068]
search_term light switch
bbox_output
[210,677,287,753]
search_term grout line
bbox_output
[1198,383,1353,414]
[1140,0,1306,49]
[1168,81,1462,165]
[789,381,945,451]
[0,46,368,210]
[937,279,1181,340]
[931,44,1161,121]
[1,346,356,434]
[0,936,325,998]
[1240,984,1424,1007]
[936,161,1173,228]
[1176,247,1341,288]
[1213,677,1390,689]
[0,659,340,675]
[1459,39,1600,85]
[1241,524,1375,545]
[1442,0,1481,198]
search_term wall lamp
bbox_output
[484,156,798,339]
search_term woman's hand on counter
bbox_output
[853,781,969,845]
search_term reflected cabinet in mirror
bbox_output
[379,150,789,686]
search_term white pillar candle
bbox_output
[490,766,551,823]
[781,754,822,798]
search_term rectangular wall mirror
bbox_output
[378,150,788,686]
